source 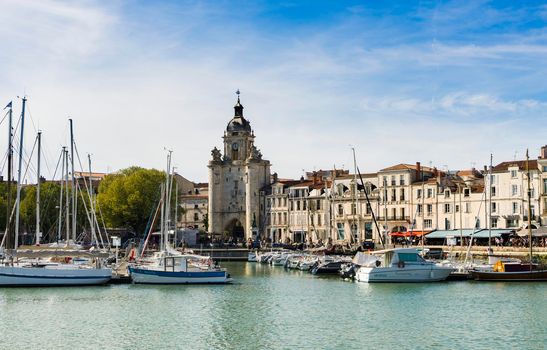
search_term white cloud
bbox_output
[1,1,546,183]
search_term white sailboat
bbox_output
[129,151,232,284]
[0,100,111,286]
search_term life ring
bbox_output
[397,260,405,268]
[64,256,72,264]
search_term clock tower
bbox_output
[208,93,271,241]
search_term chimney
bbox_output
[416,162,421,181]
[312,171,318,186]
[272,172,278,183]
[541,145,547,159]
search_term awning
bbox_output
[390,231,430,237]
[425,229,477,239]
[471,229,506,238]
[425,229,510,239]
[517,226,547,237]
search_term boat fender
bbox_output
[397,261,405,268]
[128,248,136,262]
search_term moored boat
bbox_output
[471,261,547,281]
[129,253,231,284]
[355,248,454,283]
[0,263,111,286]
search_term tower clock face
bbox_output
[232,142,239,150]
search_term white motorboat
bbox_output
[247,251,258,262]
[297,256,318,271]
[354,248,454,283]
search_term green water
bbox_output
[0,262,545,349]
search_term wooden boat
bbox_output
[471,261,547,281]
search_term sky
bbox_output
[1,0,547,182]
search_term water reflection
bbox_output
[0,262,545,349]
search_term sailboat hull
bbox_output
[471,269,547,281]
[0,266,112,286]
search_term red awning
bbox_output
[389,231,430,237]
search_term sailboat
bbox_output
[128,151,232,284]
[471,150,547,281]
[0,99,111,286]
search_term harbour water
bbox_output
[0,262,545,350]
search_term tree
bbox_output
[19,182,92,243]
[97,167,166,236]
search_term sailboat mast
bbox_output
[488,154,493,249]
[88,154,96,246]
[69,119,77,241]
[164,151,172,249]
[159,183,165,251]
[36,131,42,245]
[5,102,13,250]
[351,147,360,243]
[174,180,178,248]
[14,97,27,250]
[526,149,533,269]
[65,148,70,242]
[383,177,388,246]
[57,147,66,243]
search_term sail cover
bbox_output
[352,252,379,266]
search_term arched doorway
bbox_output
[225,218,245,241]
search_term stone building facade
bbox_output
[207,96,271,240]
[264,146,547,245]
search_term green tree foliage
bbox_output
[0,182,17,231]
[97,167,166,235]
[18,182,92,243]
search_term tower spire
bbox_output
[234,89,243,117]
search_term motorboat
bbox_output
[354,248,454,283]
[297,256,318,271]
[310,256,351,275]
[247,251,258,262]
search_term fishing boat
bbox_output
[471,150,547,282]
[129,151,231,284]
[0,99,111,287]
[354,248,454,283]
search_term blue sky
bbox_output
[1,0,546,181]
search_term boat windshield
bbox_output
[398,252,425,263]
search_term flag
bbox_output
[3,101,12,110]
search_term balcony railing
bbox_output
[378,216,410,221]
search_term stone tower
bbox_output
[208,94,271,240]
